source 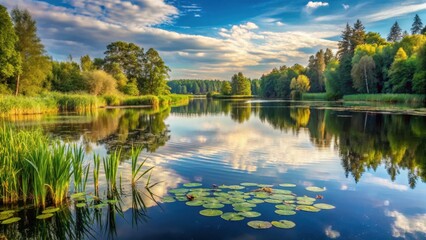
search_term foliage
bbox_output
[168,79,223,94]
[12,8,51,96]
[221,81,232,95]
[260,65,301,98]
[387,48,416,93]
[343,94,425,103]
[0,5,20,85]
[83,70,117,96]
[412,44,426,94]
[290,75,310,92]
[365,32,387,45]
[301,93,328,101]
[411,14,423,35]
[231,72,251,95]
[351,55,377,93]
[388,21,402,42]
[139,48,171,95]
[324,59,342,99]
[49,61,86,92]
[123,80,140,96]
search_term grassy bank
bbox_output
[212,94,256,99]
[301,93,328,101]
[0,94,191,116]
[343,94,426,104]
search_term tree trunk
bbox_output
[15,74,20,96]
[364,65,369,94]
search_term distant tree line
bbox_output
[0,5,170,96]
[168,80,223,94]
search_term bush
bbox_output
[83,70,117,96]
[123,81,140,96]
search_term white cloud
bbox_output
[306,1,329,9]
[276,21,285,26]
[386,210,426,238]
[365,2,426,22]
[342,4,350,10]
[325,226,341,239]
[363,174,409,191]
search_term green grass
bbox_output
[301,93,328,101]
[212,95,256,99]
[343,94,426,104]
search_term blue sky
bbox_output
[1,0,426,79]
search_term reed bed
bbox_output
[343,94,426,104]
[0,125,155,208]
[301,93,329,101]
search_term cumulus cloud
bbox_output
[276,21,285,26]
[3,0,338,79]
[342,4,350,10]
[325,226,341,239]
[386,210,426,238]
[306,1,329,9]
[363,174,409,191]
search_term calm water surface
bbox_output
[1,99,425,240]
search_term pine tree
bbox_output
[324,48,334,65]
[315,50,326,92]
[388,21,403,42]
[411,14,423,34]
[337,23,352,60]
[12,8,51,95]
[351,19,366,52]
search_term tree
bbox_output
[351,20,366,52]
[324,48,334,65]
[83,70,117,96]
[123,79,140,96]
[49,60,85,92]
[351,56,377,93]
[388,48,416,93]
[0,4,21,92]
[337,23,352,59]
[411,14,423,35]
[324,59,341,99]
[388,21,403,42]
[231,72,251,95]
[221,81,232,95]
[139,48,170,95]
[12,8,51,95]
[412,44,426,94]
[365,32,387,45]
[80,55,93,72]
[104,41,143,81]
[250,79,261,95]
[290,75,310,93]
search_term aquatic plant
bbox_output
[103,148,121,192]
[130,146,154,186]
[93,153,101,194]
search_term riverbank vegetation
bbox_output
[343,94,426,103]
[0,124,154,207]
[0,5,189,116]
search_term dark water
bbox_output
[1,99,426,240]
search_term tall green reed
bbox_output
[130,147,154,186]
[103,148,121,192]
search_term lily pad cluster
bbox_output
[162,182,336,230]
[70,192,119,210]
[0,210,20,225]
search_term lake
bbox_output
[1,98,425,240]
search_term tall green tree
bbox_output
[337,24,352,59]
[12,8,51,95]
[388,21,403,42]
[0,4,20,93]
[388,48,416,93]
[221,81,232,95]
[231,72,251,95]
[365,32,387,45]
[324,48,334,65]
[139,48,170,95]
[351,56,377,93]
[104,41,143,82]
[351,20,366,52]
[413,44,426,94]
[411,14,423,34]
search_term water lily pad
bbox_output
[232,202,256,208]
[247,199,264,204]
[76,203,86,208]
[175,196,188,201]
[213,192,230,197]
[36,214,54,220]
[274,189,292,194]
[199,209,223,217]
[228,185,245,190]
[275,205,296,210]
[221,212,245,221]
[240,182,258,187]
[228,191,244,195]
[71,192,86,199]
[239,211,261,218]
[297,200,314,205]
[161,196,176,203]
[306,186,326,192]
[313,203,335,210]
[42,208,60,214]
[275,210,296,216]
[297,205,321,212]
[229,198,245,203]
[265,199,282,204]
[221,200,233,205]
[257,184,273,188]
[297,196,316,202]
[0,210,15,215]
[271,194,295,200]
[1,217,20,224]
[186,201,204,206]
[247,220,272,229]
[272,220,296,229]
[254,193,269,199]
[184,183,202,187]
[279,183,296,187]
[203,203,225,209]
[233,207,252,212]
[0,214,13,221]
